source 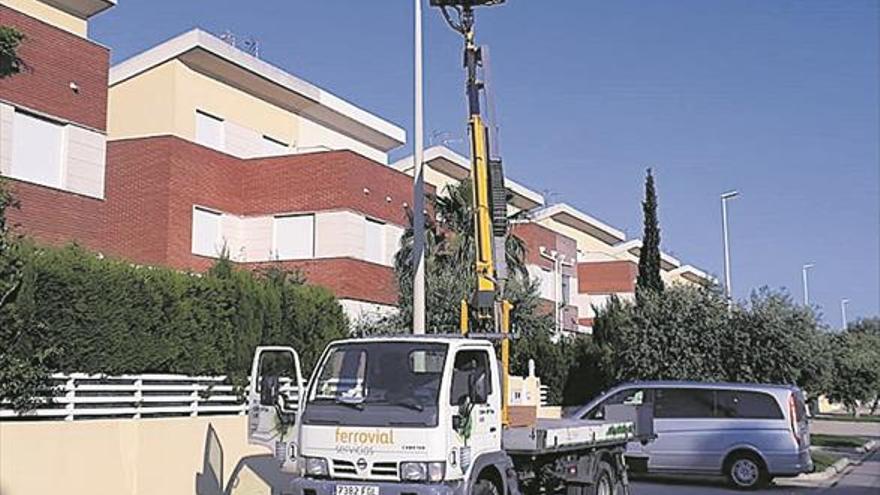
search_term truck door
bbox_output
[248,346,304,469]
[449,348,502,474]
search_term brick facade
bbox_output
[512,221,577,275]
[0,5,109,130]
[577,260,638,294]
[5,135,418,305]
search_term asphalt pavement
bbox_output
[631,448,880,495]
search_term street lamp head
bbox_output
[721,190,739,200]
[803,263,815,270]
[429,0,505,6]
[841,298,849,305]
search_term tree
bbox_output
[392,181,529,333]
[637,168,663,297]
[0,26,25,78]
[597,285,729,383]
[591,284,835,399]
[726,288,832,398]
[827,319,880,416]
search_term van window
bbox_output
[585,388,648,420]
[655,388,714,418]
[716,390,783,419]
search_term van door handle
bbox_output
[490,427,497,433]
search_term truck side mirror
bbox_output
[260,375,280,406]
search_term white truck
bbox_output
[247,337,653,495]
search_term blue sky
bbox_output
[91,1,879,324]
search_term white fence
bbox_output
[0,373,248,421]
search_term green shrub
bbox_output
[1,239,349,408]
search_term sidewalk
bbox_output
[819,448,880,494]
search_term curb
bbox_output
[778,441,877,488]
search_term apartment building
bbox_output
[394,146,713,334]
[0,0,114,247]
[102,30,414,321]
[0,3,711,328]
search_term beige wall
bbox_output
[108,61,387,163]
[0,416,280,495]
[535,217,619,259]
[1,0,88,37]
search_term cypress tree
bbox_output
[637,168,663,296]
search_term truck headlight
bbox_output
[400,462,445,482]
[304,457,329,477]
[400,462,427,481]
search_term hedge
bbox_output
[2,243,349,392]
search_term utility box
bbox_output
[605,403,655,440]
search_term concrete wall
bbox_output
[0,416,284,495]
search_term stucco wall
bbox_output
[0,415,284,495]
[0,0,87,37]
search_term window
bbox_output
[273,214,314,260]
[716,390,783,419]
[364,218,385,264]
[195,110,225,151]
[561,274,572,305]
[585,388,648,419]
[655,388,715,419]
[539,268,553,299]
[11,111,64,188]
[450,350,492,406]
[262,135,288,155]
[192,207,222,257]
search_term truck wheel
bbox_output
[590,461,616,495]
[472,479,500,495]
[724,452,768,490]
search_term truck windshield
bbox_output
[303,342,447,427]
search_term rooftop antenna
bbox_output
[218,30,261,59]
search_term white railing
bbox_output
[0,373,255,421]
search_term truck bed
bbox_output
[502,417,635,455]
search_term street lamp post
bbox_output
[412,0,426,334]
[720,191,739,309]
[841,298,849,330]
[801,263,815,306]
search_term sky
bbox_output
[90,1,879,325]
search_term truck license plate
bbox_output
[336,485,378,495]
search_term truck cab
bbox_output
[251,337,506,495]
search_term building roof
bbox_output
[391,146,545,211]
[613,239,714,284]
[530,203,627,245]
[613,239,681,271]
[42,0,115,18]
[109,29,406,153]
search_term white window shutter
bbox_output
[195,111,225,151]
[10,111,64,188]
[364,218,385,265]
[274,215,314,260]
[192,207,222,257]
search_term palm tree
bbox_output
[392,180,534,333]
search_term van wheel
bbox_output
[725,452,768,490]
[472,479,499,495]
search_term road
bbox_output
[631,449,880,495]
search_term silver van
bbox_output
[572,381,813,489]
